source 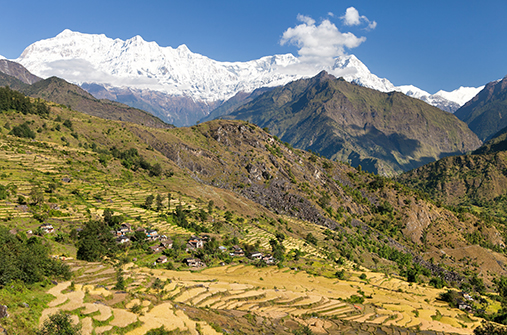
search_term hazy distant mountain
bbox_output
[454,76,507,141]
[0,66,170,128]
[0,59,41,85]
[14,30,480,126]
[218,71,481,175]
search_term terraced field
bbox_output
[39,259,482,334]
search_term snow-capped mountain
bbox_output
[395,85,484,113]
[14,29,480,126]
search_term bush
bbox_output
[0,227,71,287]
[36,311,81,335]
[346,294,365,304]
[10,122,36,139]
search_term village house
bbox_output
[156,255,168,264]
[40,223,54,234]
[119,223,131,234]
[230,245,244,257]
[159,238,173,249]
[117,235,130,244]
[249,252,263,260]
[184,258,206,267]
[146,229,158,240]
[149,245,162,253]
[263,254,275,265]
[186,236,204,250]
[462,292,474,301]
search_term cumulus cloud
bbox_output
[341,7,377,30]
[40,59,162,89]
[280,14,366,67]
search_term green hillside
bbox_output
[0,88,506,334]
[398,126,507,221]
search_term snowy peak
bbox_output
[434,86,484,106]
[13,30,481,122]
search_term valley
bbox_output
[0,82,507,334]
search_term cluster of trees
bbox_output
[0,227,71,287]
[0,86,50,117]
[76,220,118,262]
[109,146,163,176]
[9,121,36,139]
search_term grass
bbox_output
[0,281,55,335]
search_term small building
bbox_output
[117,235,130,244]
[120,223,131,234]
[219,246,227,252]
[156,256,168,264]
[40,223,54,234]
[187,236,204,249]
[146,229,158,240]
[249,252,263,260]
[263,254,275,265]
[184,258,206,267]
[149,245,161,253]
[159,239,173,249]
[230,245,244,257]
[462,292,474,301]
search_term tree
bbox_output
[224,211,233,221]
[198,209,208,222]
[496,276,507,307]
[29,186,44,206]
[133,230,148,249]
[0,228,70,287]
[103,208,114,226]
[474,321,507,335]
[77,220,118,261]
[36,311,81,335]
[155,194,164,212]
[114,267,126,290]
[207,200,214,214]
[149,163,162,177]
[144,194,155,209]
[305,233,318,246]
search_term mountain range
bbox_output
[13,29,483,126]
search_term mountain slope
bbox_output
[14,29,477,126]
[1,89,506,333]
[0,68,170,128]
[398,127,507,219]
[217,72,482,175]
[454,76,507,141]
[0,59,41,84]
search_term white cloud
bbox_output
[341,7,377,30]
[280,14,366,68]
[40,59,161,89]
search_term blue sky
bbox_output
[1,0,505,93]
